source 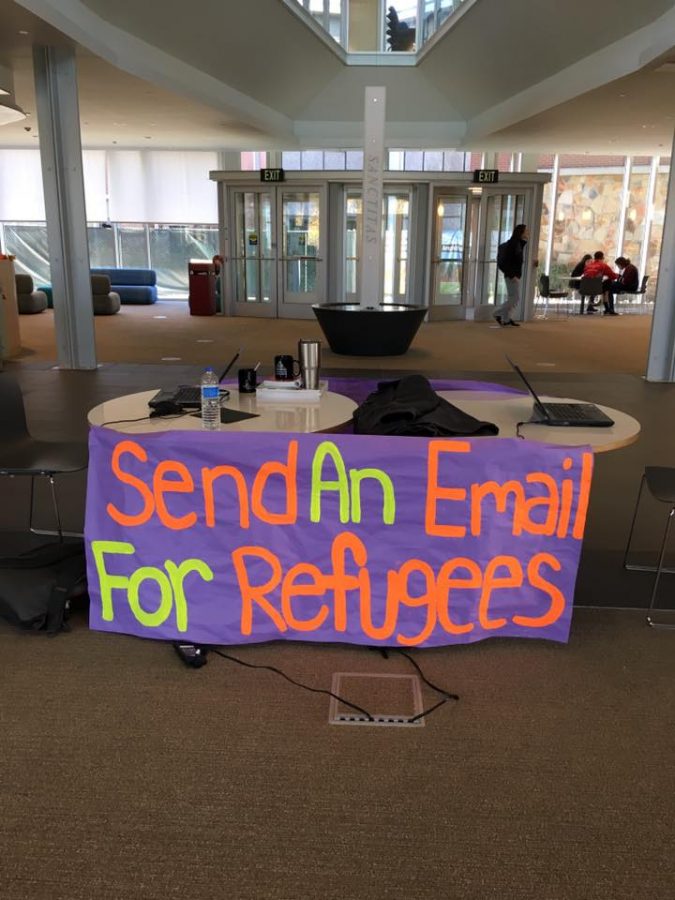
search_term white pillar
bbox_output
[646,139,675,382]
[359,86,386,306]
[33,45,96,370]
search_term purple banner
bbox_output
[85,427,593,647]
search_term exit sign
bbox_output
[260,168,285,183]
[473,169,499,184]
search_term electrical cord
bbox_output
[100,410,195,428]
[378,648,460,723]
[209,647,376,721]
[207,645,459,724]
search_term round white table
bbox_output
[438,390,640,452]
[88,389,357,434]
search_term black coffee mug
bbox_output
[274,354,301,381]
[238,367,258,393]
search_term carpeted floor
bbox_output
[2,304,674,899]
[11,301,655,375]
[0,607,673,900]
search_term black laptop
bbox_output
[149,349,240,409]
[506,356,614,427]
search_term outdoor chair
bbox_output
[578,275,604,315]
[623,466,675,628]
[0,374,88,541]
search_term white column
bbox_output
[359,86,386,306]
[646,141,675,382]
[33,45,96,369]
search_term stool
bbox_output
[623,466,675,628]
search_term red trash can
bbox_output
[188,259,216,316]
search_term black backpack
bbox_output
[497,240,509,272]
[0,541,87,635]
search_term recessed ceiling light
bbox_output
[618,93,626,98]
[641,124,648,128]
[18,29,29,36]
[144,135,152,139]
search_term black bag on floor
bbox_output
[0,541,87,635]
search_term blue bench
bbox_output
[90,267,158,305]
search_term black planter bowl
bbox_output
[312,303,427,356]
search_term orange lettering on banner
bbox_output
[436,557,479,634]
[331,531,370,632]
[522,472,560,535]
[153,460,197,530]
[232,546,287,635]
[281,563,330,631]
[572,452,594,539]
[251,440,298,525]
[361,572,398,641]
[470,480,526,536]
[512,554,565,628]
[202,465,250,528]
[391,559,438,646]
[425,440,471,537]
[107,440,154,526]
[478,556,523,629]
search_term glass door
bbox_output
[429,192,468,318]
[279,187,326,318]
[345,191,361,303]
[476,191,527,308]
[228,185,325,319]
[383,192,410,304]
[343,188,411,305]
[231,188,276,317]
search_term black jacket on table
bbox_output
[353,375,499,437]
[497,238,527,279]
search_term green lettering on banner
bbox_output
[310,441,350,523]
[349,468,396,524]
[90,539,214,632]
[92,540,135,621]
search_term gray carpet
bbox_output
[0,608,673,900]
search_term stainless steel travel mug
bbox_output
[298,339,321,390]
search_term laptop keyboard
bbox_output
[173,385,202,404]
[545,403,597,421]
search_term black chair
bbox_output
[537,273,570,318]
[578,275,604,315]
[0,374,88,540]
[623,467,675,628]
[615,275,650,314]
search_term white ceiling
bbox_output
[0,0,674,155]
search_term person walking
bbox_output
[494,224,529,327]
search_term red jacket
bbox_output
[583,259,616,280]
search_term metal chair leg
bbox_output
[623,474,646,569]
[647,507,675,629]
[28,474,35,533]
[48,475,64,543]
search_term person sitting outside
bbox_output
[582,251,617,313]
[602,257,639,315]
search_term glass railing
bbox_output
[291,0,466,53]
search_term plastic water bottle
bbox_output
[200,367,220,431]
